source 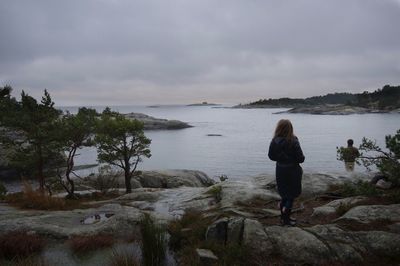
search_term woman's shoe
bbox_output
[281,208,297,226]
[279,202,297,223]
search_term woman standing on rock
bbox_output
[268,119,305,226]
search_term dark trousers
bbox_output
[281,198,294,210]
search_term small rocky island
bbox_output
[124,112,192,130]
[187,102,220,107]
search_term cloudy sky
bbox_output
[1,0,400,106]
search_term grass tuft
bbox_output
[140,214,167,266]
[168,209,210,251]
[68,234,114,254]
[206,185,222,202]
[335,203,352,216]
[4,256,48,266]
[108,249,141,266]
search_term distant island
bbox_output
[234,85,400,115]
[187,101,220,106]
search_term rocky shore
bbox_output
[275,104,392,115]
[124,112,192,130]
[233,103,398,115]
[1,170,399,265]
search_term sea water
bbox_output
[63,105,400,180]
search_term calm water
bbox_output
[64,105,400,180]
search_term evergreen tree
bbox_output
[1,89,62,192]
[95,109,151,193]
[57,107,97,197]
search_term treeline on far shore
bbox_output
[244,84,400,109]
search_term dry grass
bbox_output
[168,209,212,251]
[5,183,86,210]
[109,249,141,266]
[3,256,48,266]
[68,234,114,254]
[0,231,46,260]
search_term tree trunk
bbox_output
[125,171,132,193]
[37,145,45,193]
[124,149,131,193]
[65,147,76,198]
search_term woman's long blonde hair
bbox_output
[274,119,295,142]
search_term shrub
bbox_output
[0,181,7,200]
[218,174,228,182]
[206,185,222,203]
[86,165,120,194]
[333,181,381,197]
[68,234,114,254]
[336,203,352,216]
[140,214,167,266]
[109,249,140,266]
[5,182,84,210]
[0,231,46,260]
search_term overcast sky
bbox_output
[1,0,400,105]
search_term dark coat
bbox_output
[268,137,305,199]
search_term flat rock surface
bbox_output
[336,204,400,223]
[0,203,143,238]
[312,196,367,217]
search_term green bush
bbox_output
[206,185,222,203]
[334,180,381,197]
[140,214,166,266]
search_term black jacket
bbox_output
[268,137,305,199]
[268,137,305,165]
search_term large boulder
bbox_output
[335,204,400,224]
[136,170,216,188]
[206,217,244,245]
[305,224,400,263]
[312,196,367,217]
[264,225,331,263]
[242,219,274,255]
[241,220,400,264]
[254,172,347,197]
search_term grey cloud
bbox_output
[0,0,399,105]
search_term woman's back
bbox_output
[268,136,305,165]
